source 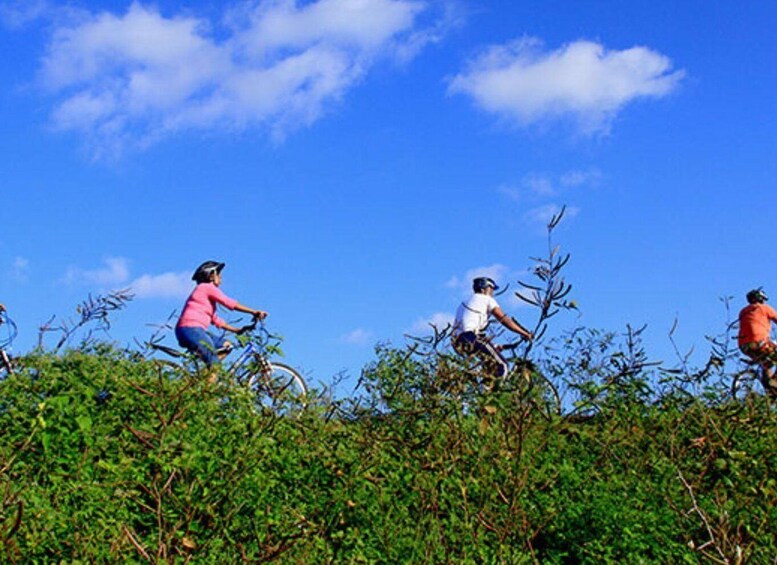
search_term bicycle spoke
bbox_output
[248,360,307,416]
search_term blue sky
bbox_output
[1,0,775,392]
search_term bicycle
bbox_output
[0,310,18,378]
[448,335,561,418]
[150,319,307,413]
[731,356,776,401]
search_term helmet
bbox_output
[473,277,499,292]
[746,288,768,304]
[192,261,225,283]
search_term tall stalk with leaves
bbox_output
[514,206,575,359]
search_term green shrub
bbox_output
[1,342,775,562]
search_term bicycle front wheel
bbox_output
[248,361,307,413]
[731,368,760,401]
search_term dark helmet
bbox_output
[473,276,499,292]
[192,260,225,283]
[746,288,768,304]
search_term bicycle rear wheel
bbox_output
[248,361,307,414]
[0,350,13,379]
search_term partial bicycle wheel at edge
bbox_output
[0,350,13,379]
[248,361,308,413]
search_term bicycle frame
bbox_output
[148,319,307,410]
[0,311,18,377]
[226,340,267,379]
[0,311,18,349]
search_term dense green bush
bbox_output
[1,341,775,563]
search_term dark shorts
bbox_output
[453,331,509,378]
[740,340,777,369]
[741,340,777,397]
[175,326,229,366]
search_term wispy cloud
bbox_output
[560,169,602,188]
[63,256,130,286]
[409,311,454,334]
[339,327,374,346]
[500,168,601,201]
[523,204,579,230]
[129,272,191,299]
[0,0,50,29]
[61,257,191,299]
[449,37,685,134]
[446,264,531,309]
[36,0,444,159]
[9,257,30,282]
[446,263,513,296]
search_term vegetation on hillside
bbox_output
[1,210,774,562]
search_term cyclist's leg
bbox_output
[742,341,777,398]
[0,349,12,377]
[757,342,777,398]
[452,331,477,357]
[175,326,220,366]
[473,335,509,378]
[210,330,234,359]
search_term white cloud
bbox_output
[339,327,374,346]
[38,0,438,158]
[446,264,532,310]
[449,37,685,134]
[446,263,513,296]
[409,311,454,334]
[560,169,601,188]
[61,258,192,300]
[63,256,130,286]
[129,272,192,299]
[231,0,424,53]
[523,204,579,230]
[522,172,556,196]
[0,0,50,29]
[500,168,601,202]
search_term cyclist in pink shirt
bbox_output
[176,261,267,368]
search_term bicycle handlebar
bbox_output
[237,317,262,335]
[236,315,274,338]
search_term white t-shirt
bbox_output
[454,293,500,334]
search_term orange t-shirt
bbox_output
[738,303,777,346]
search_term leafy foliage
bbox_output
[0,335,774,562]
[2,213,775,562]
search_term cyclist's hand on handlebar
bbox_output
[253,310,268,321]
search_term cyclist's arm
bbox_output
[220,322,243,334]
[233,302,268,320]
[492,307,533,340]
[206,284,267,320]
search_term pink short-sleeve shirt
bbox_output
[177,283,238,329]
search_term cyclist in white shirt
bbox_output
[452,277,533,377]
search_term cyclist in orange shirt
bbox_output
[738,288,777,398]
